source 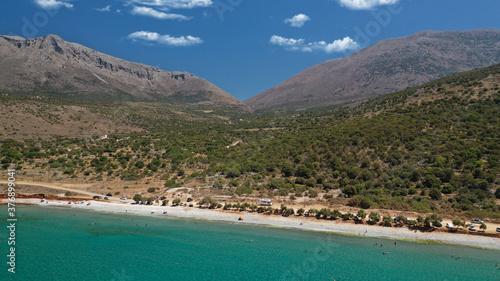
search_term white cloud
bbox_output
[270,35,359,53]
[131,6,191,20]
[34,0,73,9]
[336,0,400,10]
[94,5,111,12]
[127,0,212,9]
[127,31,203,46]
[284,14,311,28]
[270,35,305,51]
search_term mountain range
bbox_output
[245,29,500,110]
[1,30,499,113]
[0,34,248,109]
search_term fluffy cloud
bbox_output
[127,0,212,9]
[34,0,73,9]
[131,6,191,20]
[284,14,311,28]
[270,35,305,49]
[94,5,112,12]
[127,31,203,46]
[336,0,400,10]
[270,35,359,53]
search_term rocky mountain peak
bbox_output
[0,34,249,110]
[245,29,500,111]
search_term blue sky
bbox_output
[1,0,499,101]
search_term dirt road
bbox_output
[0,181,122,202]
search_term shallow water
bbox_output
[1,205,499,281]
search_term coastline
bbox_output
[10,199,500,250]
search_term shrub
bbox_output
[133,194,142,203]
[429,189,442,200]
[308,190,318,198]
[234,185,253,195]
[164,180,175,187]
[63,167,73,174]
[442,184,455,194]
[369,212,380,222]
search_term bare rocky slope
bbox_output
[0,34,248,109]
[245,29,500,111]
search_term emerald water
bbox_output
[1,205,499,281]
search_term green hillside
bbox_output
[1,64,499,219]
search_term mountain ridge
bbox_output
[245,29,500,111]
[0,34,249,110]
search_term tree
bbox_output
[162,199,169,206]
[296,165,312,178]
[342,185,358,197]
[452,219,462,229]
[424,216,432,227]
[318,208,331,219]
[147,187,156,193]
[429,188,442,200]
[213,181,223,189]
[357,210,367,221]
[63,167,73,174]
[480,223,487,232]
[330,209,341,219]
[282,208,294,217]
[360,197,372,209]
[382,215,392,227]
[342,212,354,221]
[442,184,455,194]
[417,215,424,227]
[177,169,185,177]
[227,168,241,178]
[282,162,294,177]
[369,212,380,223]
[164,180,175,187]
[199,196,215,207]
[297,208,305,216]
[396,215,408,225]
[308,209,318,217]
[427,213,442,228]
[308,190,318,198]
[172,198,181,206]
[133,194,142,203]
[234,185,253,195]
[249,204,258,212]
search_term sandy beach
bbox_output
[12,199,500,250]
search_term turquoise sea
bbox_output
[0,205,499,281]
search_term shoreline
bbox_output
[10,199,500,250]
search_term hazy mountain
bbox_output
[0,34,248,109]
[245,29,500,110]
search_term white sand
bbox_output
[14,199,500,250]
